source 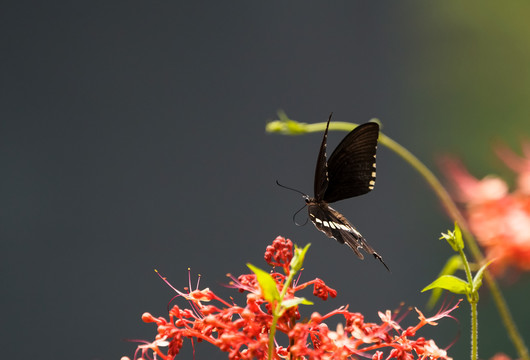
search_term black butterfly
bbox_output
[281,114,388,270]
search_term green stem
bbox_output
[471,300,478,360]
[268,312,279,360]
[457,245,478,360]
[268,266,297,360]
[458,247,473,289]
[266,118,529,360]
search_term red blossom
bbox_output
[311,278,338,301]
[442,148,530,275]
[264,236,293,273]
[125,237,457,360]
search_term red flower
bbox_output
[442,146,530,276]
[124,237,457,360]
[264,236,294,273]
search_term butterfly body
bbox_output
[304,114,388,270]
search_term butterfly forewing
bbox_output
[323,122,379,203]
[313,114,332,201]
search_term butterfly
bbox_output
[280,114,388,270]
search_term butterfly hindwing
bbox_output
[323,122,379,203]
[307,202,385,263]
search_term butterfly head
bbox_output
[303,194,318,205]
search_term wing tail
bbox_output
[341,228,390,272]
[308,204,390,271]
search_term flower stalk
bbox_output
[471,300,478,360]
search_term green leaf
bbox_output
[441,255,463,276]
[291,243,311,273]
[282,297,314,309]
[426,255,463,309]
[472,259,494,291]
[247,263,280,303]
[422,275,470,295]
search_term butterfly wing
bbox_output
[313,114,333,201]
[307,202,389,270]
[323,122,379,203]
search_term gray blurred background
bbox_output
[2,2,530,359]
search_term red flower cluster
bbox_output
[124,236,458,360]
[442,144,530,275]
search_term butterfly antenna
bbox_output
[292,203,308,226]
[275,180,307,197]
[275,181,309,226]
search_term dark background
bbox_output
[2,2,530,359]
